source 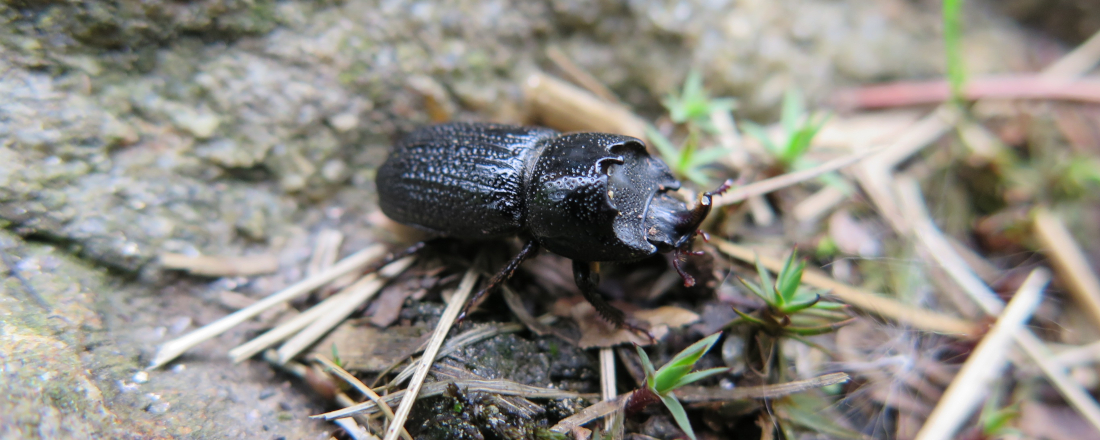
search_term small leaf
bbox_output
[785,317,856,336]
[654,365,694,394]
[687,146,732,168]
[731,307,769,327]
[659,394,697,440]
[736,277,768,302]
[646,125,681,166]
[754,256,780,306]
[740,121,777,155]
[635,344,657,388]
[778,261,806,302]
[662,332,722,371]
[670,367,729,389]
[779,294,821,315]
[780,89,805,135]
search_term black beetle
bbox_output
[376,122,729,330]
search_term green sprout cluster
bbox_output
[741,89,829,170]
[732,251,851,337]
[634,332,727,440]
[647,70,735,186]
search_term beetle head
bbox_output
[526,133,680,262]
[526,132,729,271]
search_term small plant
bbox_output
[632,332,727,440]
[731,250,851,337]
[649,70,736,186]
[978,400,1021,439]
[647,126,730,186]
[663,70,737,129]
[330,343,343,368]
[943,0,967,104]
[741,89,829,170]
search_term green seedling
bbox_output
[943,0,967,104]
[663,70,737,130]
[649,70,736,186]
[741,89,829,170]
[632,332,727,440]
[647,125,730,186]
[732,250,851,337]
[331,343,343,368]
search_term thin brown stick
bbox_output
[550,393,630,434]
[523,72,647,140]
[712,238,977,335]
[546,46,620,103]
[313,355,412,440]
[674,372,851,402]
[713,147,883,208]
[318,378,581,420]
[159,252,279,277]
[915,269,1049,440]
[833,76,1100,110]
[1033,207,1100,331]
[275,256,415,364]
[380,267,479,440]
[150,245,387,369]
[894,177,1100,432]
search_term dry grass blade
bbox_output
[332,418,375,440]
[674,372,850,402]
[317,378,581,420]
[546,46,619,103]
[380,267,479,440]
[523,72,647,140]
[313,355,411,440]
[159,252,279,277]
[915,269,1049,440]
[389,322,524,387]
[599,347,624,439]
[550,393,631,434]
[275,256,415,364]
[501,285,562,339]
[711,238,977,335]
[713,147,882,208]
[149,244,387,369]
[1041,29,1100,78]
[228,286,356,363]
[1033,207,1100,331]
[893,177,1100,432]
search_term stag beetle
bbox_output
[376,122,729,330]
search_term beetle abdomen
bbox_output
[377,123,557,238]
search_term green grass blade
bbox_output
[659,394,697,440]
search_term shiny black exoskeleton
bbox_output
[377,122,729,329]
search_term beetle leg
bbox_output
[572,261,654,341]
[671,248,697,287]
[458,240,540,322]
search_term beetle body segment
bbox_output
[377,123,556,238]
[377,122,705,263]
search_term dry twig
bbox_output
[380,267,479,440]
[915,269,1049,440]
[1033,207,1100,332]
[894,177,1100,432]
[150,245,387,369]
[159,252,279,277]
[712,238,977,335]
[275,257,415,364]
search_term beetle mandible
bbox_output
[376,122,730,330]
